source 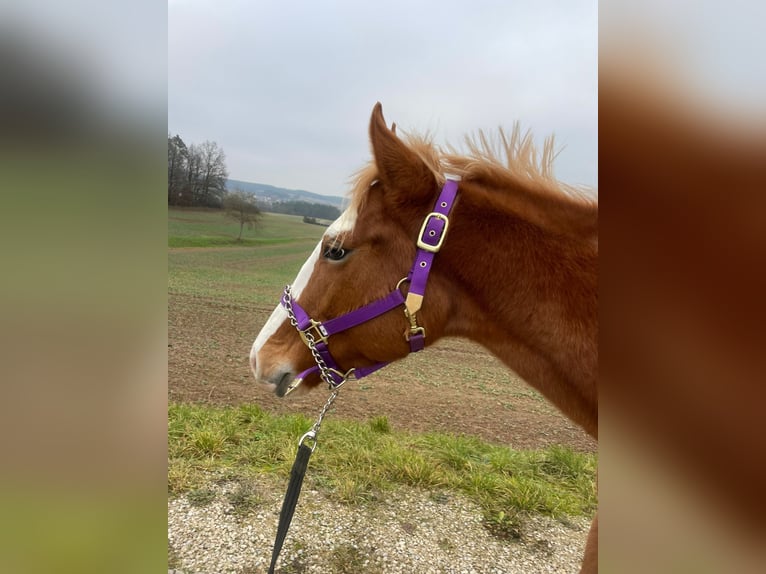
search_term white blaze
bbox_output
[250,205,357,382]
[326,205,357,237]
[250,241,321,379]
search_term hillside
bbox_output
[226,178,345,208]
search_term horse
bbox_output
[250,103,598,572]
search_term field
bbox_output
[168,208,596,452]
[168,207,597,571]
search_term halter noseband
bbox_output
[280,179,459,394]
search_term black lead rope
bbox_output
[267,367,340,572]
[268,439,314,574]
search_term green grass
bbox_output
[187,488,216,507]
[224,480,263,516]
[169,208,325,248]
[169,235,297,248]
[329,542,381,574]
[168,208,325,304]
[168,403,597,531]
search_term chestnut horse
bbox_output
[250,103,598,572]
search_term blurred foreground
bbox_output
[601,1,766,571]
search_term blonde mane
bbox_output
[345,125,596,237]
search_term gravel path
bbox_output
[168,478,590,573]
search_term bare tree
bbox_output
[184,142,203,206]
[198,140,228,207]
[168,135,229,207]
[168,134,189,204]
[223,189,261,240]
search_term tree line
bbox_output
[168,133,341,223]
[263,200,340,220]
[168,134,228,207]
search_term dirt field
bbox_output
[169,293,596,453]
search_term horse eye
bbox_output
[323,246,348,261]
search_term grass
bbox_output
[169,235,295,248]
[225,480,263,516]
[169,208,325,248]
[168,403,597,532]
[168,208,325,305]
[187,488,216,507]
[329,543,381,574]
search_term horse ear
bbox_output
[369,103,435,205]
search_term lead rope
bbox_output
[268,287,344,574]
[267,391,338,574]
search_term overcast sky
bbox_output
[169,0,597,197]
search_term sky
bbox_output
[169,0,597,197]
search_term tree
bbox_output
[198,140,228,207]
[185,142,203,205]
[266,200,341,220]
[223,190,262,240]
[168,135,229,207]
[167,134,189,205]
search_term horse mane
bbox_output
[346,124,597,238]
[445,125,595,202]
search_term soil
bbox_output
[169,293,596,453]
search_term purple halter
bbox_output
[280,179,459,391]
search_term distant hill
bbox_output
[226,179,345,208]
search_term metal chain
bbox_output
[297,388,339,451]
[283,285,342,451]
[313,389,338,434]
[282,285,340,389]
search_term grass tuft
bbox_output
[368,415,391,434]
[225,481,262,516]
[483,509,524,540]
[187,488,216,507]
[328,542,382,574]
[168,402,597,532]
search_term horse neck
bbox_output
[432,182,598,436]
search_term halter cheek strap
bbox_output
[403,178,459,351]
[281,179,459,390]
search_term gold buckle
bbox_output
[298,319,329,346]
[416,212,449,253]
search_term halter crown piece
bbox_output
[280,179,460,394]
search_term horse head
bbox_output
[250,103,454,396]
